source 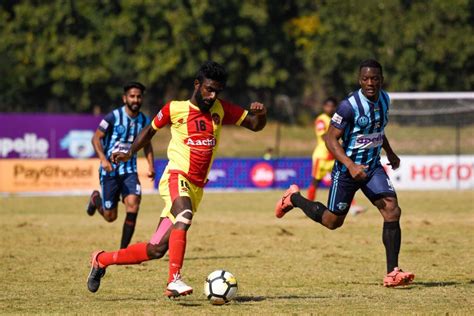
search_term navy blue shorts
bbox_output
[327,165,396,215]
[100,173,141,211]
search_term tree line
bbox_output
[1,0,472,119]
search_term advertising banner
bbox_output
[205,158,324,189]
[0,158,154,194]
[0,113,101,159]
[2,156,472,194]
[154,158,328,190]
[156,156,473,190]
[382,155,474,190]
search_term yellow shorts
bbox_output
[311,157,335,181]
[158,170,203,223]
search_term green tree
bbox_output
[1,1,472,117]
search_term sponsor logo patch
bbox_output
[185,136,216,147]
[332,113,343,124]
[337,202,348,211]
[112,141,132,153]
[99,119,109,130]
[354,132,384,149]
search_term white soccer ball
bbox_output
[204,270,238,305]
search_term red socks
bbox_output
[97,242,149,267]
[95,228,188,284]
[307,184,316,201]
[168,228,187,283]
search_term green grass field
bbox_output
[1,190,473,314]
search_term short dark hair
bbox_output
[196,61,228,86]
[123,81,146,94]
[359,59,383,75]
[324,96,338,105]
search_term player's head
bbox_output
[358,59,384,101]
[122,81,146,113]
[193,61,228,112]
[322,97,337,116]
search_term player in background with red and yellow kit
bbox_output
[307,97,338,201]
[87,61,267,298]
[308,97,367,215]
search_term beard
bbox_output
[195,90,214,112]
[126,102,141,113]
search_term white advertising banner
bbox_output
[381,155,474,190]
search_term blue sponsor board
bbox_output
[154,158,331,189]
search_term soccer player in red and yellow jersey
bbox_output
[307,97,337,201]
[87,61,267,298]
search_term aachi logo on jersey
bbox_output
[185,137,216,147]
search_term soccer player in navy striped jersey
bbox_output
[275,59,415,287]
[86,82,155,249]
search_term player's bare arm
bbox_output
[241,102,267,131]
[111,125,156,164]
[91,129,113,172]
[144,141,156,180]
[382,135,400,170]
[326,125,368,181]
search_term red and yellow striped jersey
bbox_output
[312,113,334,160]
[152,99,248,187]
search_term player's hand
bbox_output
[147,168,156,180]
[249,102,266,115]
[386,152,400,170]
[111,151,131,164]
[348,163,368,181]
[101,159,113,172]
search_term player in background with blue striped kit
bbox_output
[86,82,155,249]
[275,60,415,287]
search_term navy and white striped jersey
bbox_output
[97,106,150,177]
[330,89,390,173]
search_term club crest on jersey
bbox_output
[357,115,369,128]
[212,113,221,125]
[115,125,126,134]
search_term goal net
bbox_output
[387,92,474,155]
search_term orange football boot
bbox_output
[383,267,415,287]
[275,184,300,218]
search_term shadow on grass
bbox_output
[414,281,466,287]
[235,296,266,302]
[235,294,328,303]
[185,254,257,261]
[329,280,469,289]
[177,302,203,307]
[100,297,155,302]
